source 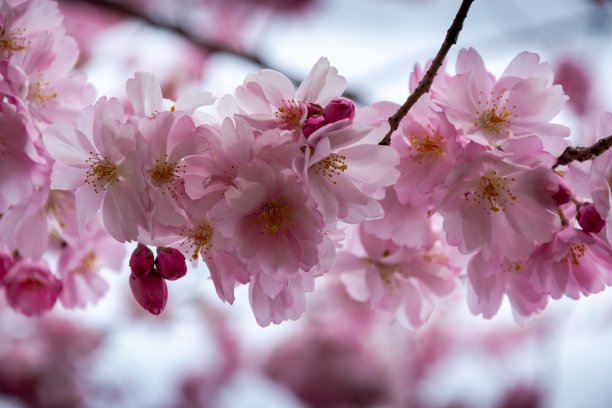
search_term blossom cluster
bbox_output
[0,0,123,316]
[2,0,612,329]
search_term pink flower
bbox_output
[0,102,38,212]
[526,228,612,300]
[1,33,94,126]
[301,117,400,224]
[0,181,54,260]
[2,258,62,316]
[587,112,612,242]
[57,217,123,309]
[221,57,347,137]
[391,94,463,206]
[43,97,148,241]
[362,187,435,250]
[210,159,324,281]
[438,48,569,155]
[248,273,313,326]
[437,147,561,260]
[467,250,547,324]
[336,225,460,330]
[0,0,65,61]
[139,112,206,232]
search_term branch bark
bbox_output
[379,0,475,146]
[554,134,612,168]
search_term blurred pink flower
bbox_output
[2,258,62,316]
[467,250,548,324]
[337,225,460,330]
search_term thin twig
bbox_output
[554,134,612,168]
[379,0,475,146]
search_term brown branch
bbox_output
[554,134,612,169]
[379,0,475,146]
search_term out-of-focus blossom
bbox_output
[2,258,62,316]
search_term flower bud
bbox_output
[155,247,187,281]
[129,270,168,315]
[577,204,605,233]
[323,97,355,124]
[306,102,324,117]
[302,115,326,138]
[552,182,572,205]
[3,259,62,317]
[129,244,154,278]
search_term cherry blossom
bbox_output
[2,258,62,316]
[438,48,570,155]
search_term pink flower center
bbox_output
[85,153,118,193]
[0,25,27,52]
[313,154,348,184]
[566,242,586,266]
[27,74,58,108]
[474,91,516,135]
[255,201,292,235]
[275,99,304,129]
[377,264,400,288]
[180,224,213,260]
[146,156,185,193]
[465,171,516,214]
[407,126,444,164]
[501,258,524,274]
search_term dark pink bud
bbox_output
[302,115,327,138]
[156,247,187,281]
[577,204,605,233]
[306,102,324,117]
[129,271,168,315]
[552,182,572,205]
[129,244,154,278]
[0,250,14,283]
[323,97,355,124]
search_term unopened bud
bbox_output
[302,115,326,138]
[323,97,355,124]
[156,247,187,281]
[577,204,605,233]
[552,182,572,205]
[129,244,154,278]
[306,102,324,117]
[129,271,168,315]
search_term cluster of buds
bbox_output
[128,244,187,315]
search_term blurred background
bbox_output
[2,0,612,407]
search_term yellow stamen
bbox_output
[180,224,213,260]
[84,153,118,193]
[312,153,348,184]
[255,201,292,235]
